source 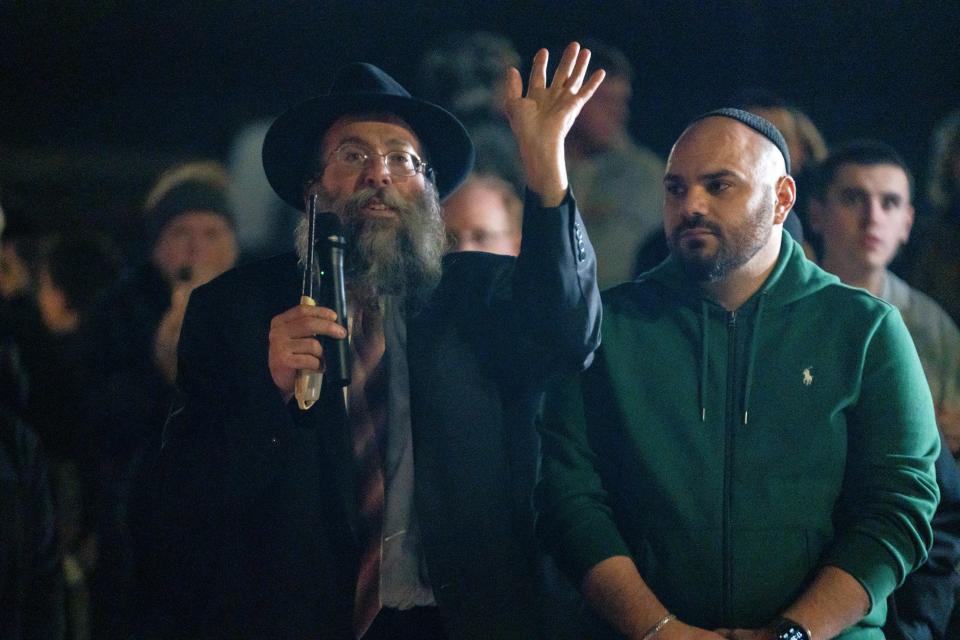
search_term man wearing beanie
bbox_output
[537,110,940,639]
[155,44,601,639]
[82,160,238,639]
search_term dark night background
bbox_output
[1,0,958,252]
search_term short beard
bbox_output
[667,193,774,283]
[296,182,445,310]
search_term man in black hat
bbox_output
[155,43,603,639]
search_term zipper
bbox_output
[722,309,737,624]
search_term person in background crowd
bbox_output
[0,405,65,640]
[538,109,940,640]
[810,140,960,454]
[565,39,665,289]
[735,89,828,254]
[442,173,522,255]
[82,160,238,639]
[1,199,63,640]
[33,232,121,640]
[0,200,29,413]
[0,207,45,413]
[0,211,38,304]
[227,121,303,261]
[418,31,525,192]
[810,138,960,640]
[905,109,960,326]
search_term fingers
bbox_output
[273,303,341,327]
[268,305,345,394]
[566,45,592,93]
[527,48,548,91]
[551,41,581,89]
[503,66,523,103]
[268,304,346,380]
[285,351,324,372]
[270,314,346,342]
[578,68,606,101]
[520,43,605,100]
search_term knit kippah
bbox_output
[689,107,792,174]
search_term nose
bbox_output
[862,198,884,228]
[361,156,392,189]
[678,186,708,218]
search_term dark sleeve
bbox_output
[885,438,960,640]
[151,284,238,637]
[510,188,601,380]
[536,367,633,586]
[18,420,66,640]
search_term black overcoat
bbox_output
[153,193,600,638]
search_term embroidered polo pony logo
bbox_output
[802,367,814,386]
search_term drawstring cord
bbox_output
[698,293,766,426]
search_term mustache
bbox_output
[671,215,722,239]
[340,187,409,219]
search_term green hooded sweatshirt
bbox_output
[537,231,940,638]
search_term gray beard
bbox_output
[296,182,445,309]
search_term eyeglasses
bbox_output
[327,143,430,178]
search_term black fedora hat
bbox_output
[262,62,475,210]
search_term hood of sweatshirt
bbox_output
[634,228,840,424]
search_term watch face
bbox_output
[776,624,809,640]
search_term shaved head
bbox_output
[662,115,796,303]
[670,117,788,188]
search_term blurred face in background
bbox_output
[152,210,238,285]
[811,163,913,276]
[570,75,631,152]
[443,177,521,255]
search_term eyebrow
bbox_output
[835,186,904,201]
[333,136,419,152]
[663,169,741,183]
[700,170,740,181]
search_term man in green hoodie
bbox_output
[537,109,941,640]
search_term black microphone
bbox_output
[316,212,351,387]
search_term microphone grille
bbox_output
[316,211,343,236]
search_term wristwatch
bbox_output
[771,617,811,640]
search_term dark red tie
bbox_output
[348,304,387,639]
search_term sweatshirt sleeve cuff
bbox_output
[823,534,902,613]
[547,507,633,585]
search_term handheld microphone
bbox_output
[316,212,350,387]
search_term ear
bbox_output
[773,175,797,225]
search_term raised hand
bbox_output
[503,41,605,206]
